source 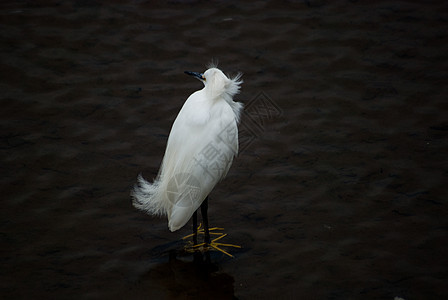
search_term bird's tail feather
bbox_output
[131,174,168,216]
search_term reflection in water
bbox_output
[140,251,236,299]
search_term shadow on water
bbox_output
[137,249,236,299]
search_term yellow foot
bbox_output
[182,224,241,258]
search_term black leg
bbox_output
[201,197,210,245]
[192,210,202,263]
[201,197,211,265]
[192,210,198,245]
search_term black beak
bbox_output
[184,71,204,81]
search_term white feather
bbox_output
[131,67,243,232]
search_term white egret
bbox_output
[131,66,243,252]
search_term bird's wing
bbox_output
[162,94,238,231]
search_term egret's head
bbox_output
[184,67,242,101]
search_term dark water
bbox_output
[1,0,447,299]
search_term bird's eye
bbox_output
[202,75,206,81]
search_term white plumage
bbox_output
[131,67,243,232]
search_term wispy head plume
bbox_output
[207,59,219,69]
